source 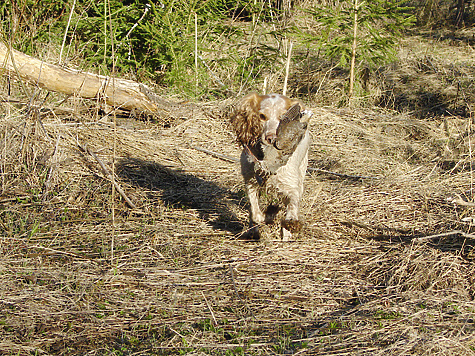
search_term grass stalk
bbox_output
[59,0,76,64]
[104,0,117,266]
[103,0,108,66]
[349,0,358,103]
[282,40,293,96]
[195,12,198,96]
[2,4,475,354]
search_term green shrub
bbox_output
[299,0,415,99]
[0,0,68,54]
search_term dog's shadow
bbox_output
[116,157,244,233]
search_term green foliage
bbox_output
[0,0,68,53]
[0,0,290,97]
[73,0,218,90]
[301,0,415,70]
[230,31,286,88]
[374,310,402,320]
[69,0,288,95]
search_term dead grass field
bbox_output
[2,34,475,355]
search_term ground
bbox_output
[1,34,475,355]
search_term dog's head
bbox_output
[230,93,302,146]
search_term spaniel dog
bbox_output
[230,92,311,240]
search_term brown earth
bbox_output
[1,23,475,355]
[1,88,475,354]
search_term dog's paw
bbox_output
[282,218,303,233]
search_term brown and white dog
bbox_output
[230,93,311,240]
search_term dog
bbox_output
[230,92,311,240]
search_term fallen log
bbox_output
[0,41,161,113]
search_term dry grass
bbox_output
[2,38,475,356]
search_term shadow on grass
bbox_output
[116,157,244,234]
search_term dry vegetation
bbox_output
[2,24,475,356]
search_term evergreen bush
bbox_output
[299,0,415,101]
[1,0,289,98]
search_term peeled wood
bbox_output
[0,41,159,113]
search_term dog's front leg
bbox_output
[239,181,264,240]
[281,193,303,241]
[280,159,307,240]
[240,149,265,240]
[247,181,265,225]
[280,141,309,241]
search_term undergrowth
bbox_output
[2,0,475,111]
[1,5,475,353]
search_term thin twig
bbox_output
[413,230,475,243]
[198,55,228,90]
[348,0,359,102]
[78,143,137,209]
[446,195,475,207]
[169,327,187,340]
[316,64,339,97]
[125,3,151,39]
[0,196,37,204]
[7,40,30,98]
[201,291,218,327]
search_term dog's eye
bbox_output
[259,114,267,121]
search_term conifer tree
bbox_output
[302,0,415,102]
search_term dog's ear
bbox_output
[230,93,264,146]
[244,92,262,112]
